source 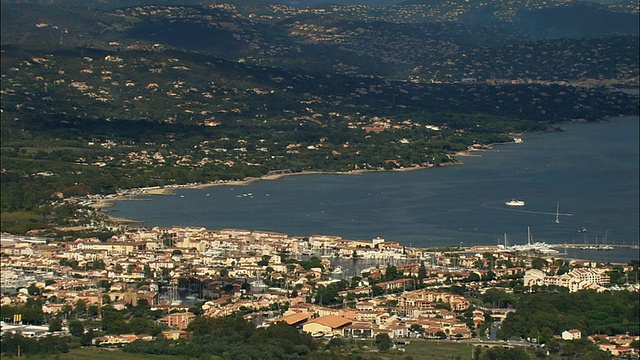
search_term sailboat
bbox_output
[509,227,559,254]
[554,202,560,224]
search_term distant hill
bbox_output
[0,0,408,8]
[1,0,638,233]
[2,2,637,82]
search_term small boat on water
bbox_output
[505,199,525,207]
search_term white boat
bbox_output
[509,227,559,254]
[505,199,525,206]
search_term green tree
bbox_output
[97,280,112,292]
[22,298,45,324]
[409,323,424,336]
[128,317,159,335]
[144,264,153,278]
[384,265,402,281]
[48,318,62,332]
[80,329,96,347]
[132,299,151,318]
[68,320,84,336]
[375,333,393,351]
[531,258,547,270]
[87,305,99,318]
[74,299,87,318]
[27,284,41,296]
[479,347,529,360]
[418,263,427,280]
[101,305,128,334]
[325,337,345,350]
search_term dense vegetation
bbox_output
[497,290,640,343]
[1,1,638,79]
[0,333,72,357]
[124,315,320,359]
[1,0,638,234]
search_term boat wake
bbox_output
[481,201,574,217]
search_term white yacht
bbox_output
[505,199,525,206]
[509,227,559,254]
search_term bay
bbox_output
[110,117,639,261]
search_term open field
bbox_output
[1,348,178,360]
[403,341,475,359]
[1,342,477,360]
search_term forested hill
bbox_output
[1,2,638,79]
[0,0,638,234]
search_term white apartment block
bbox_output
[524,268,610,292]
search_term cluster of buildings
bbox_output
[562,330,640,358]
[588,333,640,357]
[272,289,475,340]
[1,226,636,346]
[523,268,611,293]
[0,228,480,341]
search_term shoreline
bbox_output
[90,126,577,220]
[90,116,632,229]
[90,163,458,223]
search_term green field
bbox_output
[403,341,475,359]
[1,348,177,360]
[1,342,477,360]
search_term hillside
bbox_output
[0,0,638,234]
[2,2,638,80]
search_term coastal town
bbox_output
[1,0,638,358]
[1,219,638,356]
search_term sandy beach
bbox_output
[90,170,326,222]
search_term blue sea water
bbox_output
[109,117,639,262]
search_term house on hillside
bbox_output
[157,311,196,330]
[562,329,582,340]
